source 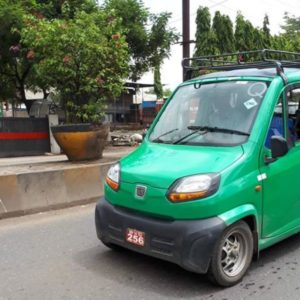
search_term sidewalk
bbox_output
[0,146,136,219]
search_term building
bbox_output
[106,82,156,124]
[105,82,167,125]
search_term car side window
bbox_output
[265,95,285,149]
[286,87,300,142]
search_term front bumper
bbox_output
[95,198,226,274]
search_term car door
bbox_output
[260,84,300,238]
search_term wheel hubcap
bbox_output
[220,231,247,277]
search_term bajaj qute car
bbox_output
[95,50,300,286]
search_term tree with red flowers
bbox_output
[21,10,129,123]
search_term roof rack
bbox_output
[182,49,300,83]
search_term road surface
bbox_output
[1,204,300,300]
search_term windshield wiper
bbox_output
[173,125,249,145]
[173,127,208,144]
[188,126,250,136]
[151,128,178,143]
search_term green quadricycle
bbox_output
[95,49,300,286]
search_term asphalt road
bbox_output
[1,204,300,300]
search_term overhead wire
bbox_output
[273,0,299,12]
[256,0,299,13]
[205,0,236,13]
[169,0,232,25]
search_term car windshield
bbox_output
[149,80,268,146]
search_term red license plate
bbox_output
[126,228,145,247]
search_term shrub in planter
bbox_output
[22,9,129,160]
[51,102,109,161]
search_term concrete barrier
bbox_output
[0,147,134,219]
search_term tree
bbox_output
[21,10,129,123]
[0,0,37,111]
[212,11,234,54]
[223,15,235,52]
[145,87,172,97]
[279,13,300,52]
[103,1,178,96]
[35,0,97,19]
[262,14,271,48]
[0,0,100,111]
[148,12,178,99]
[103,0,149,82]
[0,75,16,102]
[253,28,264,50]
[194,6,217,57]
[163,88,172,98]
[271,35,292,51]
[235,12,248,51]
[153,65,163,99]
[281,12,300,36]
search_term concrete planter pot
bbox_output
[51,123,109,161]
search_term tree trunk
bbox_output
[42,88,49,100]
[154,65,163,99]
[17,80,32,114]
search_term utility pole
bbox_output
[182,0,190,80]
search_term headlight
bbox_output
[106,163,120,191]
[167,173,220,202]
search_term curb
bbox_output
[0,148,134,219]
[0,160,115,219]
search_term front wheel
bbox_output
[208,221,253,287]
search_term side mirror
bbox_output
[271,136,288,158]
[265,136,288,164]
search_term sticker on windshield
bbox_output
[247,82,267,98]
[244,98,258,110]
[236,81,248,84]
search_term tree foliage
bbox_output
[0,0,100,111]
[212,11,234,54]
[194,6,217,57]
[103,0,149,82]
[279,13,300,52]
[148,12,178,98]
[0,0,36,110]
[153,65,163,99]
[0,0,177,118]
[281,13,300,36]
[35,0,97,19]
[192,6,300,77]
[262,14,271,48]
[234,12,249,51]
[103,0,178,95]
[253,28,264,50]
[21,10,129,123]
[194,7,300,58]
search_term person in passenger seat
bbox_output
[265,114,296,149]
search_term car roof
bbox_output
[192,67,300,80]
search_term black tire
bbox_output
[208,221,253,287]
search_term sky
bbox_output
[140,0,300,90]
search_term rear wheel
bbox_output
[208,221,253,287]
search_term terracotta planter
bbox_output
[51,123,109,161]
